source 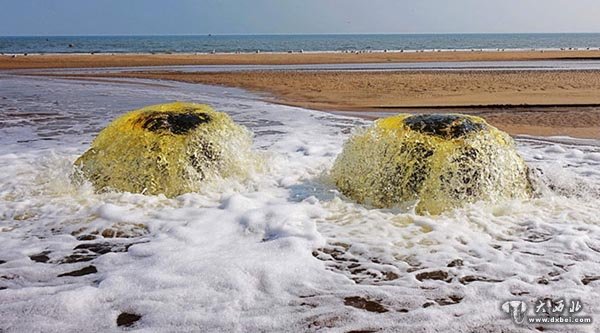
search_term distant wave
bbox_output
[2,33,600,54]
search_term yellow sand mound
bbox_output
[331,114,532,214]
[74,102,259,196]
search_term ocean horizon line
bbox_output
[3,32,600,38]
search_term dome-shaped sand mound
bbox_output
[74,102,259,196]
[331,114,533,214]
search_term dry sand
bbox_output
[3,52,599,139]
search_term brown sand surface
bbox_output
[4,51,599,139]
[3,50,600,69]
[58,70,600,139]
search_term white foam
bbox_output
[0,74,599,332]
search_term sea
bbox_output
[1,33,600,54]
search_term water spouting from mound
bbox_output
[331,113,533,214]
[74,102,261,196]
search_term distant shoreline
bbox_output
[3,49,600,69]
[2,47,600,57]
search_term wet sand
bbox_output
[3,50,600,69]
[3,52,600,139]
[56,70,600,139]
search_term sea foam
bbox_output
[0,74,599,332]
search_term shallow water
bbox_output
[20,59,600,74]
[1,73,599,332]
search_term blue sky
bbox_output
[1,0,600,36]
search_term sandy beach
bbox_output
[42,68,600,139]
[3,49,600,69]
[3,52,600,139]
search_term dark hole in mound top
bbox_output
[117,312,142,327]
[141,112,211,135]
[404,114,486,139]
